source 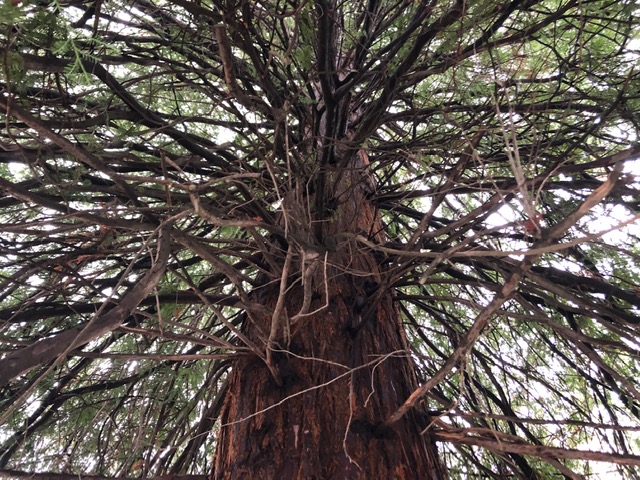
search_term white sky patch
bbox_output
[101,287,115,298]
[484,204,518,228]
[595,204,638,245]
[217,127,236,143]
[26,274,45,286]
[8,161,29,180]
[624,157,640,175]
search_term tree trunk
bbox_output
[213,148,446,479]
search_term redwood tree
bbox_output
[1,0,639,479]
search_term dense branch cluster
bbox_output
[0,0,639,478]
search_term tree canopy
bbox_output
[1,0,639,478]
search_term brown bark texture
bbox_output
[213,153,446,479]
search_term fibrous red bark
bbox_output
[213,153,446,479]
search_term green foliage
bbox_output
[0,50,24,83]
[0,2,23,28]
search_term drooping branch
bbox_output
[433,425,640,467]
[0,223,172,387]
